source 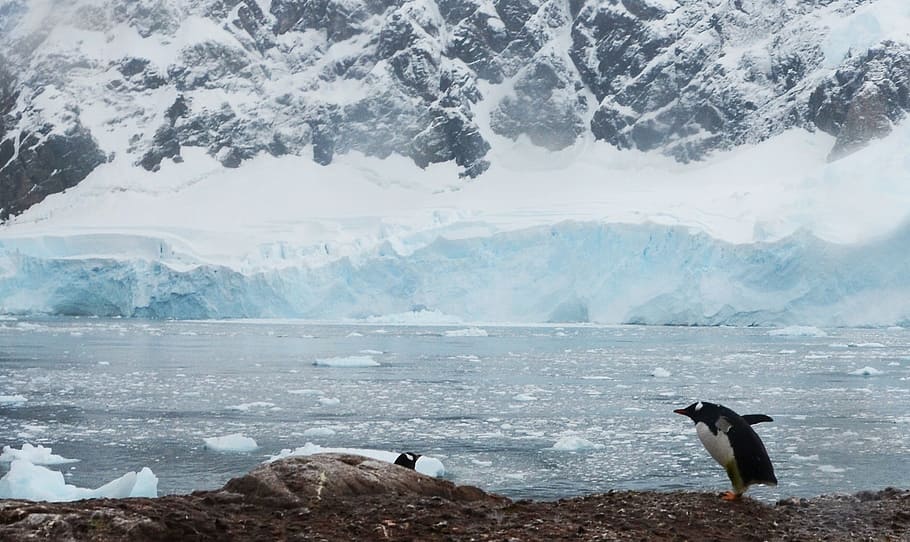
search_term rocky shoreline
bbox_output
[1,454,908,541]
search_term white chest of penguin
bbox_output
[696,421,735,466]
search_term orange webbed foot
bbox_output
[721,491,741,501]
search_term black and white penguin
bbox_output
[674,401,777,500]
[393,452,421,470]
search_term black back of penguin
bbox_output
[394,452,421,469]
[679,401,777,486]
[717,404,777,486]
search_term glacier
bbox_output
[2,219,910,326]
[2,119,910,326]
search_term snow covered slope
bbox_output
[2,120,910,325]
[2,0,910,217]
[1,0,910,325]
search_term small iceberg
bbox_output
[203,434,259,453]
[0,444,79,465]
[0,460,157,502]
[313,355,380,368]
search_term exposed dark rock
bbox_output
[139,126,180,171]
[117,57,149,78]
[807,41,910,160]
[231,0,276,52]
[0,454,908,541]
[168,42,256,91]
[444,2,510,82]
[0,123,107,220]
[0,56,18,138]
[112,1,183,38]
[410,104,490,177]
[491,55,587,150]
[272,0,380,42]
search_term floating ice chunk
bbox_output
[203,434,259,453]
[650,367,671,378]
[268,442,445,477]
[302,427,337,437]
[791,454,819,462]
[346,332,363,337]
[16,424,47,438]
[444,327,488,337]
[513,393,538,402]
[359,349,383,355]
[817,464,846,473]
[0,460,157,501]
[551,436,603,451]
[0,395,27,405]
[769,326,828,337]
[226,401,276,411]
[318,397,341,406]
[849,366,883,376]
[313,355,380,367]
[0,444,79,465]
[287,389,321,395]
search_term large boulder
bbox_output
[224,454,493,505]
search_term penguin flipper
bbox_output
[742,414,773,425]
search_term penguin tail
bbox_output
[751,474,778,487]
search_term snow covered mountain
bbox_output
[3,0,910,217]
[1,0,910,325]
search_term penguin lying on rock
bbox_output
[674,401,777,500]
[393,452,421,469]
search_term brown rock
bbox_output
[0,454,908,541]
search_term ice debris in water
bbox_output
[444,328,488,337]
[551,436,603,451]
[769,326,828,337]
[849,366,883,376]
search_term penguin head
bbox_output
[673,401,721,424]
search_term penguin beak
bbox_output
[673,408,689,417]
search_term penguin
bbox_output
[674,401,777,500]
[393,452,421,470]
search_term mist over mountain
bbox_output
[2,0,909,219]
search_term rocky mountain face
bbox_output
[0,0,908,220]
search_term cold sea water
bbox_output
[1,318,908,502]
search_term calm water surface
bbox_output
[1,318,908,501]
